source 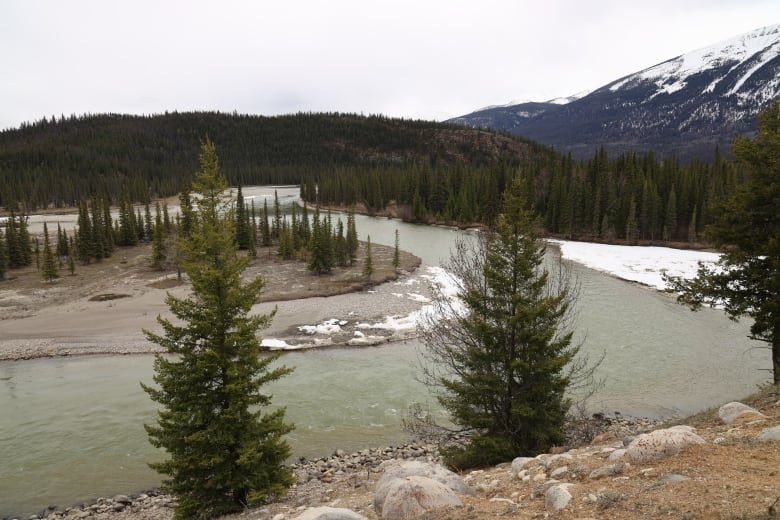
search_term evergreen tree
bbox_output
[163,202,172,234]
[261,199,271,247]
[144,202,154,242]
[308,208,332,275]
[663,187,677,242]
[143,139,294,519]
[418,178,585,469]
[76,202,92,264]
[666,102,780,384]
[393,229,400,269]
[272,190,282,239]
[334,219,347,267]
[625,197,639,244]
[103,197,114,254]
[41,221,59,281]
[5,214,22,268]
[346,207,358,266]
[178,182,193,239]
[362,235,373,279]
[235,185,250,250]
[56,223,69,257]
[17,214,32,266]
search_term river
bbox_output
[0,186,769,517]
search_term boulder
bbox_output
[375,460,473,496]
[608,448,627,461]
[295,507,368,520]
[544,483,573,512]
[374,475,462,519]
[374,461,472,519]
[588,462,626,480]
[757,425,780,443]
[626,428,705,463]
[718,402,765,424]
[510,457,536,477]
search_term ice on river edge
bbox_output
[260,240,722,350]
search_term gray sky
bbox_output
[1,1,778,130]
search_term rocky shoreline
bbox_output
[7,414,661,520]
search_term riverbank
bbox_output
[19,385,779,520]
[0,240,421,361]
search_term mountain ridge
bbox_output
[449,24,780,160]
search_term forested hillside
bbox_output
[307,146,740,244]
[0,111,745,244]
[0,111,534,211]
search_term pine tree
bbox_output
[307,208,333,275]
[272,190,282,239]
[76,202,92,264]
[334,218,347,267]
[178,182,193,239]
[346,207,358,266]
[418,178,587,469]
[261,199,271,247]
[625,197,639,244]
[666,102,780,384]
[41,221,59,281]
[17,214,32,266]
[362,235,373,279]
[143,139,294,519]
[5,214,22,268]
[235,185,250,250]
[144,202,154,242]
[393,229,400,269]
[663,187,677,242]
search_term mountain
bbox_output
[448,24,780,160]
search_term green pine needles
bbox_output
[419,177,596,469]
[142,139,294,519]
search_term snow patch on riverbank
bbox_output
[549,239,721,290]
[261,243,720,350]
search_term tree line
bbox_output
[0,184,368,281]
[303,145,741,244]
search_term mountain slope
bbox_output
[449,24,780,160]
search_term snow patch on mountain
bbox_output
[609,24,780,98]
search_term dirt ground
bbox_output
[0,240,420,361]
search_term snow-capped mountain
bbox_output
[448,24,780,160]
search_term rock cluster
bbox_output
[15,490,174,520]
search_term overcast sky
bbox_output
[1,1,778,130]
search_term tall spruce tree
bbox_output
[235,185,250,250]
[41,221,59,281]
[346,207,358,266]
[362,235,373,279]
[142,139,294,519]
[419,178,587,469]
[666,102,780,384]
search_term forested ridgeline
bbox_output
[0,111,536,210]
[1,111,745,245]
